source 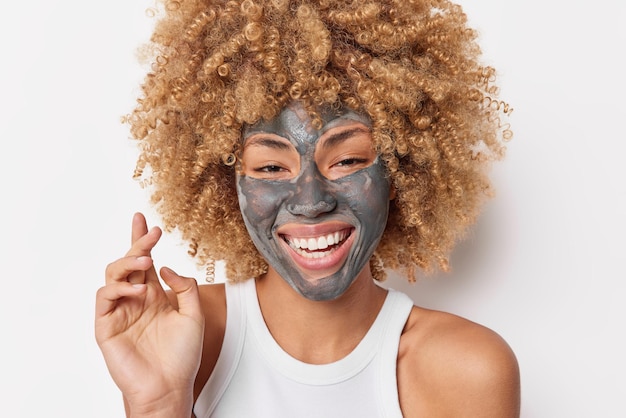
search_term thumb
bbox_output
[160,267,204,323]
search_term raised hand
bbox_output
[95,213,204,417]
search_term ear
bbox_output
[389,184,396,201]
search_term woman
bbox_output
[96,0,520,416]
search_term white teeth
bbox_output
[287,230,349,253]
[326,234,335,246]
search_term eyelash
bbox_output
[255,165,285,173]
[254,159,369,174]
[335,158,368,167]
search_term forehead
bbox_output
[243,102,371,147]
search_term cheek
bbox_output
[337,165,390,217]
[238,177,291,226]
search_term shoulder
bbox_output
[196,281,227,350]
[397,306,520,417]
[197,281,227,315]
[195,282,228,401]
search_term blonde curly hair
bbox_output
[127,0,511,283]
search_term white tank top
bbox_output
[193,279,414,418]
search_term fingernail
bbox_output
[132,284,146,289]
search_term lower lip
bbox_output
[281,230,354,275]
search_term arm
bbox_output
[398,309,521,417]
[95,213,205,418]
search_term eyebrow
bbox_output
[320,127,371,150]
[244,136,292,151]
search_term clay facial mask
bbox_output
[237,101,390,301]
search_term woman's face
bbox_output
[236,101,391,301]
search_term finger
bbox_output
[160,267,204,324]
[125,225,162,258]
[105,256,154,285]
[125,226,162,284]
[131,212,149,245]
[95,282,147,318]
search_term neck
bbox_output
[255,266,387,364]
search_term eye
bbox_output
[325,155,373,179]
[314,123,377,180]
[240,134,300,180]
[255,164,287,173]
[335,158,369,168]
[244,161,296,180]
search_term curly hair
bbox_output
[126,0,511,283]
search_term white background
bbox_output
[1,1,624,417]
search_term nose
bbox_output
[286,171,337,218]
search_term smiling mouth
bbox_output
[280,228,353,259]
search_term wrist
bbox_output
[128,390,193,418]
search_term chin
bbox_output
[290,272,355,302]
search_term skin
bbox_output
[237,101,391,301]
[95,213,204,418]
[97,219,520,418]
[96,105,520,418]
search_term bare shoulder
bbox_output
[397,306,520,417]
[197,281,227,321]
[194,282,227,402]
